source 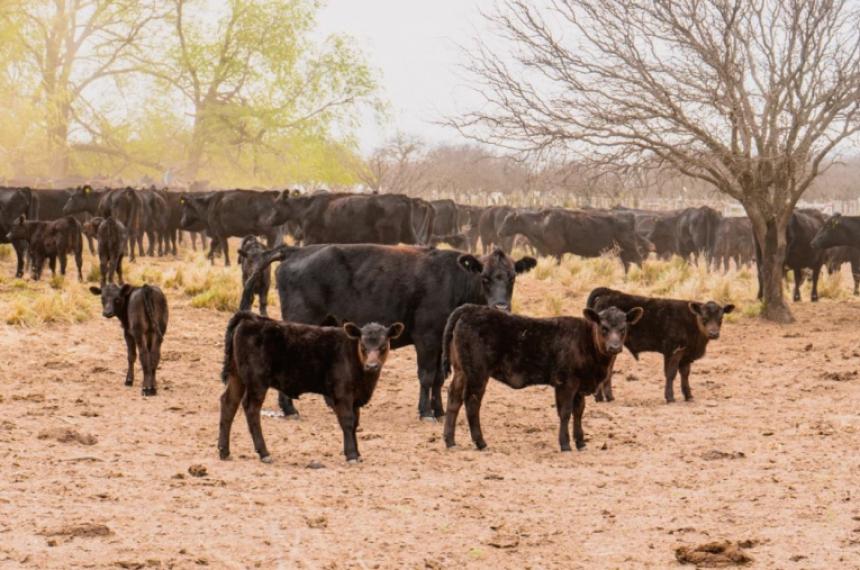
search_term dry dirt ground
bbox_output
[1,253,859,569]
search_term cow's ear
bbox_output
[458,254,483,273]
[387,322,405,340]
[89,286,102,296]
[627,307,644,325]
[722,304,736,315]
[343,322,362,339]
[119,284,134,299]
[583,308,601,325]
[688,302,704,316]
[514,256,537,274]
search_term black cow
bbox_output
[478,206,515,254]
[811,213,860,250]
[440,304,643,452]
[179,190,282,266]
[137,188,169,256]
[677,206,722,264]
[64,186,140,261]
[84,216,127,284]
[237,235,274,317]
[587,287,734,404]
[219,312,404,463]
[713,217,754,272]
[6,215,83,281]
[429,232,470,250]
[825,246,860,296]
[240,245,537,420]
[0,187,37,277]
[785,209,827,302]
[32,188,96,254]
[263,192,432,246]
[431,199,461,237]
[499,209,645,270]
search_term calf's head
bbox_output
[689,301,734,340]
[237,235,264,263]
[458,248,537,311]
[343,322,405,373]
[89,284,132,319]
[82,217,104,239]
[5,215,28,242]
[583,306,644,355]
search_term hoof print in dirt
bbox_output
[675,540,755,567]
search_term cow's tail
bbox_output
[221,311,256,383]
[239,245,294,311]
[67,216,83,257]
[440,304,474,379]
[141,284,166,340]
[586,287,613,309]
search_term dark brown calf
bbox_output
[219,312,404,463]
[90,284,169,396]
[85,216,128,285]
[587,287,733,403]
[440,304,642,452]
[237,235,273,316]
[6,215,83,281]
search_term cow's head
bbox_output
[179,194,207,229]
[82,216,104,239]
[343,321,405,373]
[498,212,526,238]
[458,248,537,311]
[583,305,643,355]
[5,214,28,242]
[63,185,95,215]
[263,190,299,227]
[89,283,132,319]
[237,235,264,263]
[811,214,850,250]
[688,301,734,340]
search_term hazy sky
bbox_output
[317,0,490,153]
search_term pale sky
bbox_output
[316,0,491,153]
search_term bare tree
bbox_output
[452,0,860,322]
[359,133,430,194]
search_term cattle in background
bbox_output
[613,207,682,259]
[179,190,282,266]
[83,216,127,284]
[63,186,141,261]
[263,192,433,246]
[157,188,182,256]
[90,283,169,396]
[587,287,734,404]
[431,199,461,237]
[825,246,860,296]
[811,213,860,250]
[713,217,754,271]
[459,205,484,252]
[478,206,515,253]
[677,206,722,264]
[783,209,827,302]
[138,188,169,256]
[219,312,404,463]
[31,188,96,254]
[498,209,646,270]
[429,232,470,250]
[441,304,642,452]
[0,187,37,277]
[240,245,536,420]
[6,215,84,281]
[237,235,275,317]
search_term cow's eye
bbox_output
[600,326,609,334]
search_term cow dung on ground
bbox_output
[37,427,97,446]
[675,540,754,567]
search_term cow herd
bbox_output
[3,184,860,463]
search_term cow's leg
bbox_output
[810,265,821,302]
[663,350,683,403]
[49,255,57,277]
[415,341,441,420]
[146,229,155,256]
[218,371,245,460]
[555,383,575,452]
[13,242,25,278]
[87,235,95,255]
[258,288,268,318]
[277,391,300,418]
[792,267,802,302]
[123,331,136,386]
[444,369,466,448]
[333,398,360,462]
[74,246,83,281]
[242,385,270,462]
[464,378,488,450]
[116,255,124,284]
[127,233,136,262]
[149,335,163,393]
[572,392,586,450]
[138,334,155,396]
[58,253,68,276]
[680,361,693,401]
[100,257,108,285]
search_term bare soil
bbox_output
[1,255,860,569]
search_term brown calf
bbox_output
[6,215,83,281]
[219,312,404,463]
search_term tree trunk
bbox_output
[748,209,794,323]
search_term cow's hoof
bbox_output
[474,440,488,451]
[141,387,156,397]
[347,457,362,464]
[124,379,133,387]
[219,451,231,461]
[560,445,572,452]
[282,413,300,421]
[420,415,438,423]
[260,455,273,464]
[684,395,694,402]
[665,397,675,404]
[605,395,615,402]
[811,296,819,303]
[575,441,586,451]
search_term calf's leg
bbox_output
[555,383,575,452]
[679,361,694,401]
[443,370,466,448]
[138,334,155,396]
[465,378,489,450]
[242,385,270,462]
[792,267,802,302]
[277,391,300,418]
[810,265,821,302]
[123,331,136,386]
[333,399,360,462]
[572,392,586,450]
[663,350,684,403]
[218,372,245,460]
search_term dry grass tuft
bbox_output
[3,279,93,326]
[0,244,11,260]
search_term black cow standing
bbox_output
[785,210,827,302]
[812,213,860,296]
[240,245,537,420]
[0,187,37,277]
[90,284,169,396]
[83,216,127,284]
[237,235,274,317]
[6,215,84,281]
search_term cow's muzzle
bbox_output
[493,302,511,312]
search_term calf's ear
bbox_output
[722,304,736,314]
[89,286,102,296]
[387,322,405,339]
[120,284,134,298]
[583,308,601,325]
[457,254,483,274]
[627,306,644,325]
[514,256,538,274]
[343,322,362,339]
[688,302,703,316]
